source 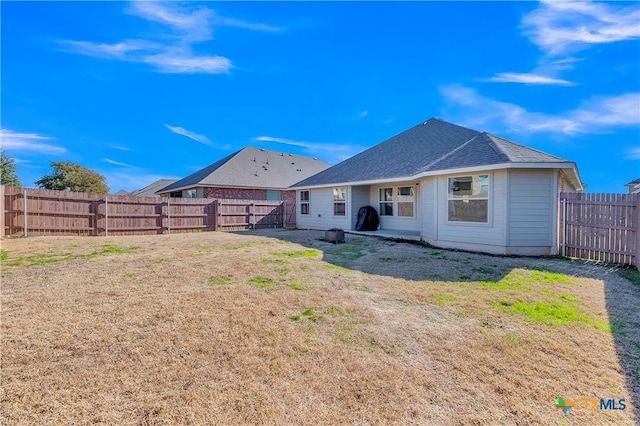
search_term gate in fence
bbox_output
[559,192,639,266]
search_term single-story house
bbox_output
[156,147,330,205]
[129,179,178,197]
[624,178,640,194]
[291,118,584,256]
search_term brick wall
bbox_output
[203,187,296,201]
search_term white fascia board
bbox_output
[292,162,576,190]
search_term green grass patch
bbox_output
[208,276,234,286]
[324,263,352,273]
[288,314,301,321]
[247,276,274,289]
[288,281,309,291]
[434,294,456,305]
[491,298,607,330]
[224,242,253,250]
[271,249,320,259]
[275,265,291,276]
[153,258,172,264]
[302,308,324,322]
[0,250,8,261]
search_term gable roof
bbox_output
[130,179,177,197]
[292,118,580,188]
[625,178,640,186]
[157,147,330,194]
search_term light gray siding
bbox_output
[435,170,507,247]
[296,188,351,230]
[420,177,437,240]
[507,169,554,246]
[351,185,371,229]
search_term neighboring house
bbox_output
[156,147,330,204]
[624,178,640,194]
[112,189,130,196]
[130,179,178,197]
[291,118,584,256]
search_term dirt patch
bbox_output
[1,230,638,425]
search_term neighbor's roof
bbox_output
[157,147,330,194]
[130,179,177,197]
[625,178,640,186]
[292,118,576,188]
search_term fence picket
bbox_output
[1,187,292,237]
[560,192,638,266]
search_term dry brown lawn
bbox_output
[1,229,638,425]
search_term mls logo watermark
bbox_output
[556,397,627,414]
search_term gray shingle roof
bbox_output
[157,147,330,194]
[626,178,640,186]
[292,118,571,187]
[130,179,177,197]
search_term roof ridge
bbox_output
[484,132,567,162]
[413,133,482,174]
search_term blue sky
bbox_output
[2,1,639,193]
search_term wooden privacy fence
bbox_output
[0,187,294,237]
[560,192,639,267]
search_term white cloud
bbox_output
[164,124,212,145]
[483,72,575,86]
[522,1,640,55]
[0,129,66,154]
[359,110,368,118]
[144,53,231,74]
[110,145,130,151]
[62,2,282,74]
[440,84,640,135]
[103,158,135,167]
[625,147,640,160]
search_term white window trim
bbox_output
[445,173,492,226]
[300,191,310,216]
[377,185,417,219]
[333,187,347,217]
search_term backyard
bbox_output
[1,229,638,425]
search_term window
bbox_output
[448,175,489,222]
[333,187,346,216]
[186,189,197,198]
[300,191,310,215]
[379,188,393,216]
[266,190,280,201]
[397,186,415,217]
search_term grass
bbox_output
[0,244,139,267]
[208,276,234,286]
[619,267,640,288]
[247,276,274,289]
[1,230,638,425]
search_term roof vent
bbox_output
[313,157,317,160]
[288,153,293,156]
[252,157,256,162]
[260,148,266,151]
[253,171,258,176]
[280,153,284,156]
[291,162,295,165]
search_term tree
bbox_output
[0,149,21,186]
[36,161,109,194]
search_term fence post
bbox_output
[105,196,109,237]
[561,197,567,257]
[635,194,640,269]
[0,186,5,237]
[282,201,286,228]
[23,189,28,237]
[167,197,171,234]
[214,199,220,231]
[251,202,255,229]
